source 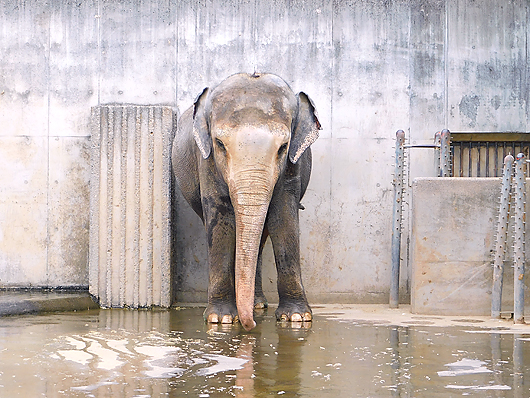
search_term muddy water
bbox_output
[1,307,530,397]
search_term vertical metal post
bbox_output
[514,153,526,324]
[439,129,451,177]
[491,154,514,318]
[434,131,441,176]
[390,130,405,308]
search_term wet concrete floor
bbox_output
[2,304,530,397]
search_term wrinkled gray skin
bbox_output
[172,73,320,331]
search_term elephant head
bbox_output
[192,73,320,331]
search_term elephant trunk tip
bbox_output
[240,317,257,332]
[238,310,256,331]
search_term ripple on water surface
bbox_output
[1,307,530,397]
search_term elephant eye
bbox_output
[215,138,226,151]
[278,143,288,156]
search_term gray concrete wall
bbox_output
[0,1,529,305]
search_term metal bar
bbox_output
[440,129,451,177]
[434,131,441,176]
[390,130,406,308]
[403,144,441,149]
[493,142,499,177]
[450,144,455,177]
[476,142,482,177]
[475,142,481,177]
[486,142,490,177]
[491,154,514,318]
[458,142,464,177]
[523,146,530,176]
[450,132,530,142]
[468,142,472,177]
[514,153,526,324]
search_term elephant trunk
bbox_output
[231,173,273,331]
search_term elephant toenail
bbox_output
[208,314,219,323]
[280,314,288,321]
[303,312,312,321]
[291,313,303,322]
[221,315,233,324]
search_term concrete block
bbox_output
[411,177,530,316]
[89,105,174,308]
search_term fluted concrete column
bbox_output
[89,105,174,308]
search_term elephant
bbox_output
[172,73,320,331]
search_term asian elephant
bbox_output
[172,73,320,331]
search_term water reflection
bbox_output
[234,335,255,397]
[389,326,404,397]
[514,334,524,398]
[200,310,312,397]
[387,324,530,396]
[1,308,530,397]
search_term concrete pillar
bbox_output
[89,105,174,308]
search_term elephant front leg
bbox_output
[203,197,238,324]
[267,194,312,323]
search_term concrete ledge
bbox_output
[0,290,99,316]
[313,304,530,332]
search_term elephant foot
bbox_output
[275,301,312,323]
[204,303,239,324]
[254,293,268,309]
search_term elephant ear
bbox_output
[192,87,212,159]
[289,92,321,164]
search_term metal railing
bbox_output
[390,129,449,308]
[391,130,530,311]
[451,132,530,177]
[491,153,527,323]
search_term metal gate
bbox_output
[451,132,530,177]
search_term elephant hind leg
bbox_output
[254,227,269,309]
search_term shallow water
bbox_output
[1,307,530,397]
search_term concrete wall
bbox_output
[1,1,529,304]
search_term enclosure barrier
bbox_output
[390,130,405,308]
[439,130,451,177]
[89,105,174,308]
[491,153,526,323]
[514,154,526,323]
[390,129,448,308]
[491,154,514,318]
